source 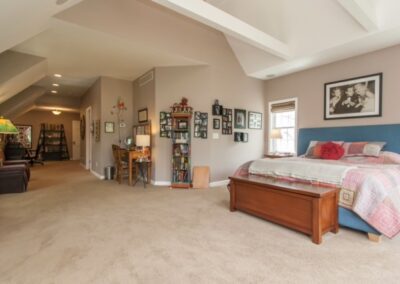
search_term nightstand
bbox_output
[264,153,294,159]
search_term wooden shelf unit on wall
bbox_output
[171,112,192,189]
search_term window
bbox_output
[268,99,297,154]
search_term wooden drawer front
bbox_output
[235,182,313,233]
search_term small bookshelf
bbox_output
[171,112,192,188]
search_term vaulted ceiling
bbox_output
[1,0,400,117]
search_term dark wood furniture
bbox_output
[229,175,339,244]
[37,123,69,161]
[133,160,152,188]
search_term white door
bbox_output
[85,106,92,170]
[72,120,81,160]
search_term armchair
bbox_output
[0,164,28,194]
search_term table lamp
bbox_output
[0,116,19,167]
[136,134,150,161]
[270,128,282,154]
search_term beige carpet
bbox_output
[1,161,399,283]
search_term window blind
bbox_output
[270,100,296,113]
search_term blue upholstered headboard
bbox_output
[297,124,400,155]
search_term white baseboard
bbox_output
[209,179,229,187]
[90,169,105,180]
[151,180,171,186]
[150,179,229,187]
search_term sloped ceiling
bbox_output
[2,0,400,118]
[0,51,47,104]
[156,0,400,79]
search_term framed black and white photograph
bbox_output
[324,73,382,120]
[234,109,246,129]
[212,99,223,115]
[213,118,220,129]
[104,122,114,133]
[248,111,262,129]
[222,108,232,135]
[138,108,148,123]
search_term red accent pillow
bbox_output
[321,142,345,160]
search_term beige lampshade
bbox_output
[270,128,282,139]
[136,134,150,147]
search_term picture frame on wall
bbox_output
[160,111,172,138]
[193,111,208,139]
[234,109,246,129]
[248,111,262,129]
[104,122,114,133]
[213,118,220,129]
[138,108,148,123]
[324,73,382,120]
[95,119,101,142]
[15,125,32,149]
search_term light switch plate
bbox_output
[212,132,219,139]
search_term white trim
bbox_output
[90,169,105,180]
[151,180,171,186]
[268,97,298,155]
[209,179,229,187]
[85,106,92,170]
[152,0,290,59]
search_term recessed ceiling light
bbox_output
[54,74,62,78]
[51,90,58,94]
[52,83,59,87]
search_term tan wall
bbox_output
[154,65,264,183]
[80,76,133,176]
[264,44,400,153]
[101,76,133,170]
[133,69,156,178]
[14,110,80,157]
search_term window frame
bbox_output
[268,98,298,155]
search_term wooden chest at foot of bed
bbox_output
[229,175,339,244]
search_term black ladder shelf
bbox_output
[36,123,70,161]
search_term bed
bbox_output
[229,124,400,243]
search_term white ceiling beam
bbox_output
[337,0,378,32]
[152,0,291,59]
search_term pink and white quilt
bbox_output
[235,153,400,238]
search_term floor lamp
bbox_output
[0,116,19,166]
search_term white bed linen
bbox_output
[249,157,356,186]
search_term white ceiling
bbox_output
[1,0,400,115]
[158,0,400,79]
